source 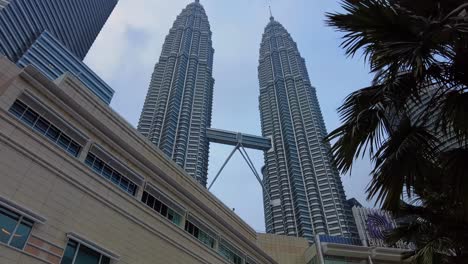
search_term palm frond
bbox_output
[367,117,439,210]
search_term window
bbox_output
[84,153,137,196]
[141,191,182,226]
[219,243,243,264]
[9,100,82,157]
[61,240,111,264]
[184,220,215,249]
[0,205,33,250]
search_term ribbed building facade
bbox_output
[0,0,118,62]
[0,0,9,10]
[16,31,115,104]
[138,0,214,186]
[258,16,356,241]
[0,0,117,103]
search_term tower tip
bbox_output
[269,6,274,21]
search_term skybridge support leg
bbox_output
[238,145,271,202]
[208,144,239,190]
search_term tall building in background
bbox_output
[138,0,214,186]
[0,0,117,103]
[258,15,357,241]
[0,0,9,9]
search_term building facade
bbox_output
[0,0,9,9]
[138,0,214,186]
[0,57,279,264]
[258,16,356,241]
[352,206,413,250]
[0,0,117,103]
[16,31,115,104]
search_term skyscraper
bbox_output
[138,0,214,186]
[0,0,118,103]
[0,0,9,10]
[258,15,356,240]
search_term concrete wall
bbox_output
[256,233,310,264]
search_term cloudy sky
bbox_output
[85,0,374,232]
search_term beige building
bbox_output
[0,57,408,264]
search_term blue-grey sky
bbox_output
[85,0,374,232]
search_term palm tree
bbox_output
[325,0,468,262]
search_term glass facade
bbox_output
[137,0,214,186]
[17,31,114,104]
[61,240,111,264]
[0,0,117,104]
[9,100,82,157]
[258,16,357,240]
[0,205,33,250]
[0,0,117,61]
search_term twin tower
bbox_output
[137,1,357,241]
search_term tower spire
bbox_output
[269,6,274,21]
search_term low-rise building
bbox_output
[0,57,278,264]
[0,57,410,264]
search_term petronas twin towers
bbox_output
[138,0,213,186]
[138,0,356,240]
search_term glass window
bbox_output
[9,219,33,249]
[33,117,50,134]
[84,153,137,196]
[102,166,113,180]
[75,244,101,264]
[141,191,182,227]
[61,240,78,264]
[21,109,38,126]
[0,207,19,244]
[45,125,60,142]
[8,100,82,157]
[219,243,243,264]
[85,154,95,167]
[0,205,34,250]
[58,134,72,149]
[184,220,216,249]
[68,142,81,157]
[61,240,111,264]
[9,101,27,117]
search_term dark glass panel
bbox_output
[0,208,18,244]
[9,101,27,117]
[153,199,162,213]
[141,191,148,204]
[45,125,60,141]
[160,204,168,217]
[21,109,39,126]
[9,220,32,249]
[58,134,72,149]
[67,142,81,157]
[110,172,120,185]
[74,244,100,264]
[102,165,113,180]
[60,240,78,264]
[33,117,50,134]
[85,154,95,166]
[92,158,104,174]
[146,195,155,209]
[119,178,129,191]
[100,256,111,264]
